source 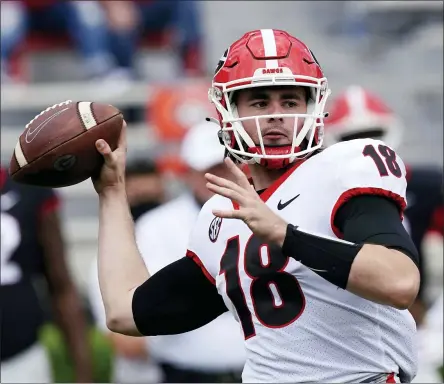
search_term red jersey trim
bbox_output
[429,205,444,236]
[405,164,411,182]
[259,160,306,203]
[232,160,306,210]
[186,249,216,285]
[0,167,7,189]
[40,194,60,217]
[330,187,407,238]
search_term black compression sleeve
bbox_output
[282,225,361,289]
[334,195,419,267]
[282,195,420,290]
[132,257,228,336]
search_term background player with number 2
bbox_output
[94,30,420,383]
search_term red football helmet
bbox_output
[208,29,330,169]
[324,85,404,149]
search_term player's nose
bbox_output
[267,101,285,121]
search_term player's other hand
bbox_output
[205,157,288,247]
[92,120,127,195]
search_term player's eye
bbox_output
[251,101,268,108]
[283,100,299,108]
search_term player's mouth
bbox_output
[263,128,287,137]
[262,129,288,143]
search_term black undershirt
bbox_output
[335,195,418,266]
[132,194,417,336]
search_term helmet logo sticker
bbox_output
[214,48,229,76]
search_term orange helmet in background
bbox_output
[148,80,216,176]
[149,80,215,142]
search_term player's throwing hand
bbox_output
[93,120,128,195]
[205,157,288,246]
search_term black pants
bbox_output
[160,362,242,383]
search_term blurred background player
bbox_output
[413,290,443,383]
[88,156,165,384]
[124,153,166,221]
[89,120,245,383]
[324,85,444,326]
[0,167,92,383]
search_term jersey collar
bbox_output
[259,160,306,203]
[232,159,306,210]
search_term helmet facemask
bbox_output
[209,74,331,169]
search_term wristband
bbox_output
[282,224,362,289]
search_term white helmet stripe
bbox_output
[345,85,367,117]
[260,29,279,68]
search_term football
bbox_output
[9,100,123,188]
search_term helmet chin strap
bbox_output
[248,145,301,169]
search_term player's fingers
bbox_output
[212,209,243,219]
[224,157,251,189]
[96,139,111,155]
[96,139,117,165]
[206,182,246,204]
[205,172,246,195]
[117,120,128,151]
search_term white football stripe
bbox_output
[14,141,28,167]
[261,29,279,68]
[77,102,97,130]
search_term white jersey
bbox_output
[135,193,246,372]
[186,139,417,383]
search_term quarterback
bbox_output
[93,30,419,383]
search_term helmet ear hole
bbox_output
[217,129,225,145]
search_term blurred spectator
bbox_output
[101,1,204,78]
[134,121,245,383]
[88,156,165,384]
[0,167,92,383]
[125,154,166,221]
[324,85,444,326]
[413,291,444,383]
[1,0,129,83]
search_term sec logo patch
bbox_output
[209,216,223,243]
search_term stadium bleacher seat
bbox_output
[9,30,172,82]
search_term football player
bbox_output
[323,85,444,325]
[134,121,245,382]
[0,167,92,382]
[88,156,164,384]
[89,121,245,383]
[92,30,420,383]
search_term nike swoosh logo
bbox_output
[25,107,70,143]
[277,194,300,210]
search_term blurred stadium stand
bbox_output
[1,1,442,298]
